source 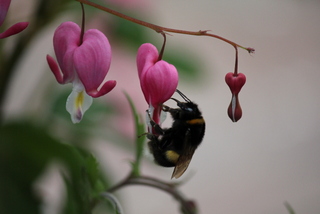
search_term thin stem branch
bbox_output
[234,46,239,76]
[107,175,196,214]
[77,0,254,53]
[158,32,167,61]
[79,2,85,45]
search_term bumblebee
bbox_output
[147,89,205,179]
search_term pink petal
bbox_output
[227,94,242,122]
[136,43,158,79]
[0,0,11,26]
[143,60,178,107]
[136,43,179,126]
[87,80,117,98]
[0,22,28,39]
[53,22,81,83]
[225,72,246,95]
[73,29,113,95]
[136,43,178,106]
[137,43,159,102]
[46,54,64,84]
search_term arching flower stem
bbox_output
[77,0,254,54]
[158,32,167,61]
[234,45,239,76]
[79,2,86,45]
[107,174,197,214]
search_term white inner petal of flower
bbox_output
[66,78,93,123]
[231,95,236,122]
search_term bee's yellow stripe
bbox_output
[186,118,205,125]
[166,150,180,164]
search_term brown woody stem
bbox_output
[234,46,239,76]
[79,2,85,45]
[76,0,255,53]
[158,32,166,61]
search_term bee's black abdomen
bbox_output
[148,140,176,167]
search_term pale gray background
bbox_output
[4,0,320,213]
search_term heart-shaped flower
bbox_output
[47,21,116,123]
[225,72,246,122]
[137,43,178,126]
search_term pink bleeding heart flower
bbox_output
[0,0,29,39]
[137,43,178,130]
[46,21,116,123]
[225,72,246,122]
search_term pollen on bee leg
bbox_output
[66,89,93,123]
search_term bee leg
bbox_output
[146,132,157,141]
[138,129,158,140]
[162,104,179,114]
[146,109,165,135]
[162,104,179,118]
[162,105,171,112]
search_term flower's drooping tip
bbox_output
[66,88,93,124]
[225,72,246,122]
[0,22,29,39]
[181,200,198,214]
[247,47,255,54]
[227,94,242,122]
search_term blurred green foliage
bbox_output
[0,122,110,214]
[124,92,146,177]
[0,90,147,213]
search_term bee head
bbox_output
[170,97,195,109]
[170,89,202,119]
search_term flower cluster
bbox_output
[44,2,251,124]
[0,0,28,39]
[46,14,179,124]
[0,1,256,213]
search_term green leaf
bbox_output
[123,91,146,177]
[0,122,72,214]
[0,121,110,214]
[284,202,295,214]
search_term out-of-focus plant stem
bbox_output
[107,175,197,214]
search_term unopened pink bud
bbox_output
[225,72,246,95]
[227,94,242,122]
[225,72,246,122]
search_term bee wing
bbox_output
[171,147,196,179]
